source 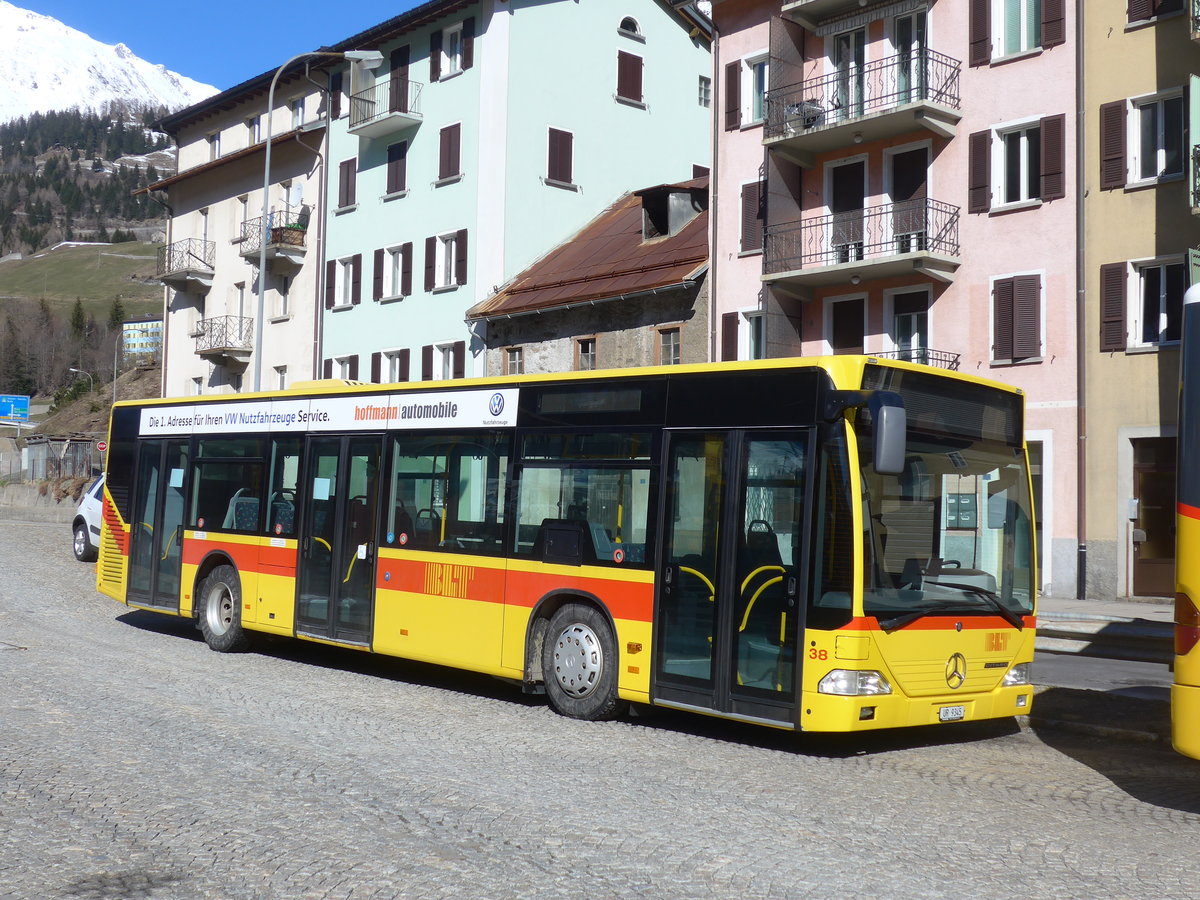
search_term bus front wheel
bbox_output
[542,604,626,721]
[198,564,253,653]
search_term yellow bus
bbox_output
[96,356,1036,732]
[1174,287,1200,758]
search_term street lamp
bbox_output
[68,367,93,393]
[253,48,384,392]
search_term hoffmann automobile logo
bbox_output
[945,653,968,690]
[489,393,505,417]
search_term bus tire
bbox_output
[198,564,253,653]
[542,604,626,721]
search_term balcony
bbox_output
[157,238,215,293]
[348,79,423,138]
[781,0,877,28]
[869,348,961,371]
[239,210,309,269]
[194,315,253,365]
[762,198,961,296]
[764,50,961,168]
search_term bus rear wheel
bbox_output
[198,564,253,653]
[543,604,626,721]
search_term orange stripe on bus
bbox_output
[1180,502,1200,521]
[181,537,297,573]
[839,614,1035,632]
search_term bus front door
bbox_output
[296,435,382,645]
[653,430,810,726]
[127,438,189,611]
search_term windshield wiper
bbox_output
[922,580,1026,631]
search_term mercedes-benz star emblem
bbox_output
[945,653,967,690]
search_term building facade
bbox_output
[711,0,1079,597]
[318,0,713,384]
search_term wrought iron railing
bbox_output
[194,316,253,353]
[870,348,961,371]
[157,238,215,276]
[349,79,424,131]
[763,198,960,274]
[764,49,961,141]
[240,209,310,256]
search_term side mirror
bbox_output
[869,392,906,476]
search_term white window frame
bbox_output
[883,286,933,356]
[443,22,464,78]
[274,365,287,390]
[274,275,291,320]
[741,52,769,127]
[992,117,1043,209]
[335,356,355,380]
[698,75,712,108]
[245,115,261,145]
[737,309,766,361]
[987,269,1047,364]
[1129,256,1186,349]
[658,326,682,366]
[618,16,642,39]
[506,346,524,375]
[337,257,356,308]
[822,293,869,355]
[191,376,203,396]
[576,337,597,371]
[383,349,406,382]
[1130,89,1184,185]
[434,232,458,290]
[992,0,1042,59]
[435,342,457,380]
[385,245,406,299]
[207,132,220,160]
[290,98,304,130]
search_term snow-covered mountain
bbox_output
[0,1,218,123]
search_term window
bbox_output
[337,158,356,209]
[387,140,408,194]
[618,16,641,37]
[291,98,304,129]
[616,51,644,104]
[997,0,1041,56]
[1134,261,1186,347]
[325,255,362,309]
[1128,0,1184,24]
[374,242,413,300]
[421,341,466,380]
[827,298,865,355]
[968,115,1065,212]
[506,347,524,375]
[1134,93,1184,182]
[430,19,474,81]
[698,75,711,108]
[191,376,203,396]
[743,55,769,125]
[438,123,461,182]
[424,230,467,291]
[970,0,1065,66]
[547,128,573,185]
[891,290,930,362]
[1000,122,1041,204]
[245,115,260,144]
[207,132,220,160]
[657,327,681,366]
[991,273,1042,362]
[191,439,266,533]
[576,338,597,371]
[747,313,766,360]
[740,180,765,253]
[274,366,287,390]
[386,349,410,382]
[334,356,358,380]
[274,275,290,318]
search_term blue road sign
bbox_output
[0,395,31,421]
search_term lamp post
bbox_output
[253,48,384,392]
[68,367,93,393]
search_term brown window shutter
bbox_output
[373,248,384,300]
[455,229,468,285]
[463,17,475,70]
[1128,0,1154,23]
[450,123,460,176]
[430,30,442,81]
[325,260,336,309]
[399,348,411,381]
[721,312,739,361]
[548,128,572,183]
[348,356,359,381]
[1042,0,1066,48]
[617,51,642,102]
[400,242,413,296]
[1099,101,1126,190]
[740,181,763,252]
[424,236,436,291]
[350,254,362,305]
[323,358,333,379]
[724,61,741,131]
[338,158,356,208]
[968,131,991,213]
[371,351,382,383]
[452,340,466,378]
[1100,262,1127,351]
[390,46,410,113]
[1039,114,1066,201]
[439,124,460,179]
[387,141,407,194]
[421,344,434,381]
[1013,275,1041,360]
[330,72,342,119]
[968,0,991,67]
[993,278,1014,360]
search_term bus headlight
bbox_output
[818,669,892,696]
[1002,663,1031,686]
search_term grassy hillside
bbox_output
[0,240,162,320]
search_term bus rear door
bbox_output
[653,430,811,727]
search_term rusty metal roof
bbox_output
[468,177,709,321]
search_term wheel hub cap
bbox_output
[552,623,602,698]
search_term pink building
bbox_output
[712,0,1077,597]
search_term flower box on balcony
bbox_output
[270,224,307,246]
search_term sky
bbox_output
[21,0,423,90]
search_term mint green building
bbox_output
[320,0,712,382]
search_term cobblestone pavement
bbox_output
[4,520,1200,900]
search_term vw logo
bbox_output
[945,653,967,690]
[489,392,505,417]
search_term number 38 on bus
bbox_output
[95,356,1037,734]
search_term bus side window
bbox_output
[267,437,300,537]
